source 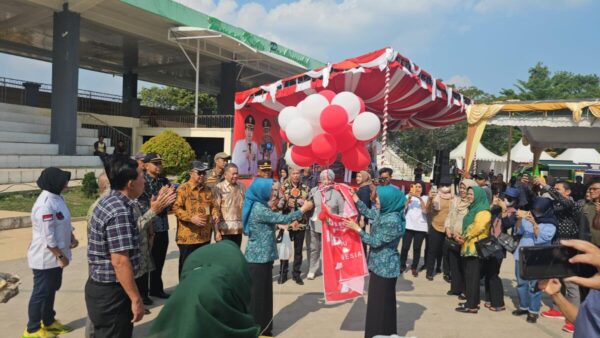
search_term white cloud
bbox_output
[446,75,473,88]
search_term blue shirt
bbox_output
[139,172,170,232]
[244,203,302,263]
[357,200,405,278]
[88,190,140,283]
[575,289,600,338]
[514,219,556,261]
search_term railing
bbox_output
[139,114,233,128]
[80,113,132,154]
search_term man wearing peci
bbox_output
[232,115,259,176]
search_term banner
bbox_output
[231,108,283,177]
[321,184,369,303]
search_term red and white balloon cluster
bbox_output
[278,90,381,171]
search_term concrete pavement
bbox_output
[0,215,571,337]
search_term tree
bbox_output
[140,130,196,175]
[139,86,218,114]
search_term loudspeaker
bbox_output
[433,149,451,186]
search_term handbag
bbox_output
[497,233,518,253]
[445,237,461,252]
[475,236,503,259]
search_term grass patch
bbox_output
[0,187,97,218]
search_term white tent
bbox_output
[451,140,506,173]
[505,139,553,163]
[555,148,600,165]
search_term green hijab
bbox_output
[462,186,490,233]
[376,185,406,214]
[149,241,260,338]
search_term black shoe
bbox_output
[526,313,539,323]
[455,306,478,314]
[426,275,434,281]
[512,309,529,317]
[443,275,451,283]
[278,273,288,285]
[400,266,407,273]
[458,302,480,309]
[411,268,418,277]
[142,297,154,306]
[293,276,304,285]
[419,265,426,272]
[150,292,170,299]
[457,294,466,301]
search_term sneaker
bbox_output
[541,308,565,320]
[307,272,315,280]
[43,320,73,334]
[562,322,575,333]
[21,328,56,338]
[526,313,539,324]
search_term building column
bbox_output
[50,4,80,155]
[122,37,139,117]
[217,62,237,115]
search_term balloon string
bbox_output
[380,64,391,168]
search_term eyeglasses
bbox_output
[590,187,600,191]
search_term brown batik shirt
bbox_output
[173,180,218,245]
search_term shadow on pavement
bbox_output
[65,316,87,331]
[272,292,351,336]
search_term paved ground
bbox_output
[0,215,572,338]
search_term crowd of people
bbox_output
[21,148,600,338]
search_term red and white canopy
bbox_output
[235,47,470,130]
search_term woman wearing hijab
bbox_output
[345,185,406,338]
[23,167,76,338]
[149,241,261,338]
[455,186,491,314]
[512,197,557,323]
[444,179,477,297]
[243,178,314,336]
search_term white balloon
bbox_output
[278,106,299,130]
[300,94,329,124]
[352,112,381,141]
[285,118,315,146]
[332,91,362,122]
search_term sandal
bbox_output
[484,302,491,309]
[455,306,478,314]
[489,306,506,312]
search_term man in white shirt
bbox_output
[232,114,259,176]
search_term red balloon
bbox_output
[291,145,316,167]
[316,153,338,167]
[320,105,348,135]
[311,133,337,160]
[279,128,289,143]
[341,145,371,171]
[319,90,336,103]
[336,126,357,153]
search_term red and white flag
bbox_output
[320,184,368,304]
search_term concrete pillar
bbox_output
[23,82,41,107]
[217,62,237,115]
[50,4,80,155]
[122,37,139,117]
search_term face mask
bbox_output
[532,209,545,219]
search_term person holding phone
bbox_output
[539,239,600,338]
[400,182,429,277]
[512,197,557,323]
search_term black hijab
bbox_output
[36,167,71,195]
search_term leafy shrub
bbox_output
[140,130,196,175]
[82,172,99,198]
[176,170,190,184]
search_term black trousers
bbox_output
[222,234,243,247]
[150,231,169,295]
[135,273,149,300]
[27,267,62,332]
[447,246,464,295]
[400,229,427,269]
[463,256,482,309]
[85,279,132,338]
[178,242,209,278]
[483,256,505,307]
[248,262,274,336]
[282,229,305,278]
[425,229,445,277]
[442,240,451,277]
[365,273,397,338]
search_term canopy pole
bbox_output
[379,64,391,169]
[506,126,512,178]
[194,39,199,128]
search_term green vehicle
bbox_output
[512,160,588,181]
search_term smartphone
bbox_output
[172,183,180,190]
[519,245,597,280]
[430,185,438,195]
[409,184,416,195]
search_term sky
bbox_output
[1,0,599,96]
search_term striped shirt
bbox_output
[88,190,140,283]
